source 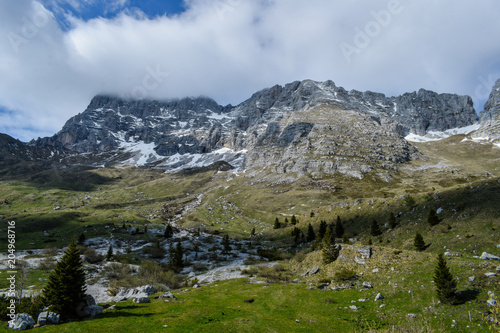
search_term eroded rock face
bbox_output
[474,78,500,144]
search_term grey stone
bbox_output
[301,266,320,277]
[480,252,500,260]
[8,313,35,330]
[37,311,60,326]
[138,285,156,295]
[485,272,497,277]
[133,296,151,303]
[357,246,372,259]
[83,305,103,319]
[375,293,384,301]
[362,282,373,289]
[488,299,497,306]
[349,305,359,311]
[331,283,353,291]
[469,276,476,282]
[83,294,96,306]
[158,292,176,299]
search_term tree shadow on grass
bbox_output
[456,289,480,305]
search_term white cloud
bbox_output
[1,0,500,141]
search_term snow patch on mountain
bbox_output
[405,123,481,142]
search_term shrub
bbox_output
[334,268,357,282]
[79,246,105,264]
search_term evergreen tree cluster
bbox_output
[274,215,299,229]
[322,228,340,264]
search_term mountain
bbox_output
[471,78,500,145]
[0,79,491,179]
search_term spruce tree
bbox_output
[106,244,114,261]
[335,216,344,238]
[78,232,85,245]
[250,227,255,236]
[370,219,382,236]
[388,212,397,229]
[414,232,426,252]
[42,238,86,320]
[322,229,340,264]
[164,224,174,238]
[172,241,184,271]
[222,234,231,254]
[274,217,281,229]
[310,211,315,218]
[433,254,458,304]
[428,208,440,226]
[291,215,297,225]
[291,227,301,245]
[318,220,327,240]
[306,223,316,242]
[284,217,289,225]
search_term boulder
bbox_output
[158,292,176,300]
[37,311,60,326]
[480,252,500,260]
[133,296,151,304]
[83,294,96,306]
[362,282,373,289]
[82,305,103,319]
[138,285,156,295]
[485,272,497,277]
[8,313,35,330]
[349,305,359,311]
[301,266,320,276]
[375,293,385,301]
[357,246,372,259]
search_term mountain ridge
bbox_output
[2,78,498,179]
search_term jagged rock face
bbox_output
[4,79,481,179]
[474,78,500,144]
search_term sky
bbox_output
[1,0,500,142]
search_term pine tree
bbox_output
[335,216,344,238]
[318,220,327,240]
[306,223,316,242]
[291,227,301,245]
[388,212,397,229]
[42,238,86,320]
[322,229,340,264]
[106,244,114,261]
[222,234,231,254]
[433,254,458,304]
[250,227,255,236]
[414,232,426,252]
[370,219,382,236]
[310,211,315,218]
[164,224,174,238]
[284,217,289,225]
[274,217,281,229]
[428,208,440,226]
[291,215,297,225]
[78,232,85,245]
[172,241,184,271]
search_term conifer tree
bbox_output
[433,254,458,304]
[335,216,344,238]
[164,224,174,238]
[388,212,397,229]
[306,223,316,242]
[250,227,255,236]
[222,234,231,254]
[284,217,289,225]
[428,208,440,226]
[291,227,301,245]
[78,232,85,245]
[318,220,327,240]
[106,244,114,261]
[291,215,297,225]
[414,232,426,251]
[274,217,281,229]
[310,211,315,218]
[42,238,86,320]
[172,241,184,271]
[370,219,382,236]
[322,228,340,264]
